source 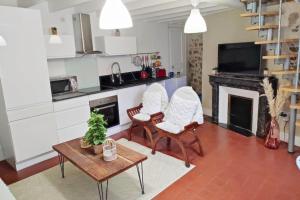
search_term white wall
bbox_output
[202,9,257,116]
[32,2,172,89]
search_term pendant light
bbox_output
[184,0,207,34]
[99,0,133,30]
[49,27,62,44]
[0,35,7,46]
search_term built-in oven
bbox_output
[89,96,120,128]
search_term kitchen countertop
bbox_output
[52,77,170,102]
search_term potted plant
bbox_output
[81,112,107,154]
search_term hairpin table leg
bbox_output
[136,162,145,194]
[58,154,65,178]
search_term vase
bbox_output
[264,117,280,149]
[93,144,103,155]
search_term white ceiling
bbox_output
[2,0,242,24]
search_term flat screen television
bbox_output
[218,42,262,75]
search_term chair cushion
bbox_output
[140,91,162,115]
[164,95,198,129]
[156,121,182,134]
[133,113,151,121]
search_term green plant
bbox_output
[84,112,107,146]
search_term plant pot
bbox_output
[264,117,280,149]
[80,139,92,149]
[93,144,103,155]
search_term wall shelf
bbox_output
[262,53,297,60]
[279,85,300,93]
[269,69,298,75]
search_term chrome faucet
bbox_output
[111,62,123,85]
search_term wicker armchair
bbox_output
[151,87,204,167]
[127,83,168,148]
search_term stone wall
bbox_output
[187,34,203,94]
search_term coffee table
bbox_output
[52,138,147,200]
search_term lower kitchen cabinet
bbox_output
[9,113,57,163]
[57,123,88,143]
[118,85,146,125]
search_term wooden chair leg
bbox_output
[166,137,171,150]
[172,137,190,168]
[195,134,204,157]
[144,126,154,148]
[152,135,164,155]
[128,123,135,141]
[143,128,147,139]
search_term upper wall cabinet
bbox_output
[95,36,137,56]
[44,35,76,59]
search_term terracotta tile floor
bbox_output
[1,121,300,200]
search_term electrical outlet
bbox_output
[280,112,289,122]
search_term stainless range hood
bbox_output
[72,13,102,55]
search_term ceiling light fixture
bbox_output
[99,0,133,30]
[0,35,7,46]
[49,27,62,44]
[184,0,207,34]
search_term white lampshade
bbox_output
[0,35,7,46]
[184,9,207,34]
[99,0,133,30]
[49,35,62,44]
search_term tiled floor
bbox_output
[1,121,300,200]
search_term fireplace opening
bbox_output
[228,95,253,137]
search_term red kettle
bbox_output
[140,71,149,79]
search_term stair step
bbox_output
[280,86,300,93]
[262,53,298,60]
[255,38,299,45]
[246,24,278,31]
[240,11,279,17]
[241,0,293,3]
[269,69,298,75]
[290,104,300,109]
[295,120,300,127]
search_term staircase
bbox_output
[241,0,300,152]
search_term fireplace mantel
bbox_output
[209,74,277,137]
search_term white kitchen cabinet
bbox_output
[0,7,52,110]
[55,105,90,129]
[95,36,137,55]
[57,122,88,143]
[54,97,90,143]
[118,85,146,125]
[44,35,76,59]
[9,113,57,163]
[165,76,187,98]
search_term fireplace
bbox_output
[228,95,253,136]
[209,74,278,137]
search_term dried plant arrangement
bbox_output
[261,78,290,149]
[261,78,289,119]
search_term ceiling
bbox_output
[2,0,242,24]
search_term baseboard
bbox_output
[14,151,57,171]
[203,107,212,117]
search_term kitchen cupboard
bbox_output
[9,113,57,163]
[0,7,52,110]
[0,6,57,170]
[53,96,90,143]
[44,35,76,59]
[95,36,137,55]
[165,76,187,98]
[118,85,146,125]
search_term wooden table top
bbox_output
[53,139,147,182]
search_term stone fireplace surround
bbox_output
[209,74,277,137]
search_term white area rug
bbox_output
[10,139,194,200]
